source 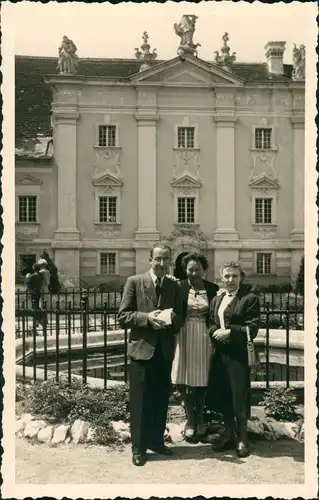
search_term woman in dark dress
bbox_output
[207,261,260,457]
[171,253,218,439]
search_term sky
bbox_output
[2,1,316,63]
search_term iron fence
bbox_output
[15,291,304,390]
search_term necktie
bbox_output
[155,278,161,300]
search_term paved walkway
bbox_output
[16,437,304,484]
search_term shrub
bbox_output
[259,387,299,421]
[18,377,130,425]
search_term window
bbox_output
[98,125,116,147]
[255,128,272,149]
[256,253,272,275]
[255,198,273,224]
[18,196,37,222]
[177,197,195,224]
[99,196,117,223]
[177,127,195,149]
[100,252,116,275]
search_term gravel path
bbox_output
[16,437,304,484]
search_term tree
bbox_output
[295,257,304,296]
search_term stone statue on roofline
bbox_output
[135,31,157,72]
[174,15,201,59]
[214,32,236,71]
[292,44,305,81]
[57,35,79,75]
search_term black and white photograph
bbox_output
[1,1,317,498]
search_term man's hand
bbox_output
[148,310,167,330]
[212,328,231,343]
[166,274,179,282]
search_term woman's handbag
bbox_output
[246,326,261,370]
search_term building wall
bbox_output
[15,62,305,288]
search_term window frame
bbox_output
[251,125,277,151]
[98,195,118,224]
[95,122,120,148]
[177,196,196,224]
[17,195,39,223]
[174,124,199,150]
[254,196,273,225]
[97,250,119,275]
[255,251,275,275]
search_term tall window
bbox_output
[256,253,272,275]
[177,197,195,224]
[255,198,273,224]
[99,196,117,223]
[255,128,272,149]
[100,252,116,275]
[177,127,195,149]
[18,196,37,222]
[98,125,116,147]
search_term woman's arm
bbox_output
[229,294,261,344]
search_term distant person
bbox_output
[40,250,61,294]
[38,259,50,293]
[25,263,44,326]
[207,261,260,458]
[171,253,218,440]
[118,243,184,467]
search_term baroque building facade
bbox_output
[15,26,305,287]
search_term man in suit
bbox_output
[118,243,184,466]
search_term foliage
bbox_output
[17,377,130,445]
[295,257,304,296]
[259,387,299,421]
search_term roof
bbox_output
[15,55,294,155]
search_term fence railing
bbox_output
[15,289,304,390]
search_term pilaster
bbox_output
[290,116,305,241]
[213,114,239,241]
[134,89,160,241]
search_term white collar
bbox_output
[149,268,164,285]
[226,288,239,297]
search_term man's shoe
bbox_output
[236,442,250,458]
[148,444,173,455]
[132,453,147,466]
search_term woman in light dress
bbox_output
[171,253,218,439]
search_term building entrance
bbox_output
[174,252,188,280]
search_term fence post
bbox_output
[103,301,107,389]
[81,295,88,385]
[32,298,37,382]
[21,300,26,380]
[265,302,270,389]
[67,301,72,385]
[285,301,290,389]
[55,299,60,382]
[43,300,48,381]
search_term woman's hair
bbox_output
[182,252,208,271]
[219,260,245,280]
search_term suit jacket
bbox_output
[179,279,219,325]
[207,285,260,362]
[118,271,184,361]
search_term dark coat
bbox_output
[118,271,184,361]
[206,285,261,418]
[178,279,219,325]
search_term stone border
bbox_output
[16,413,304,447]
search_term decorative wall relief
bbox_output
[252,226,277,239]
[173,150,201,181]
[250,152,278,181]
[137,91,157,107]
[95,225,122,238]
[165,225,208,243]
[93,148,123,181]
